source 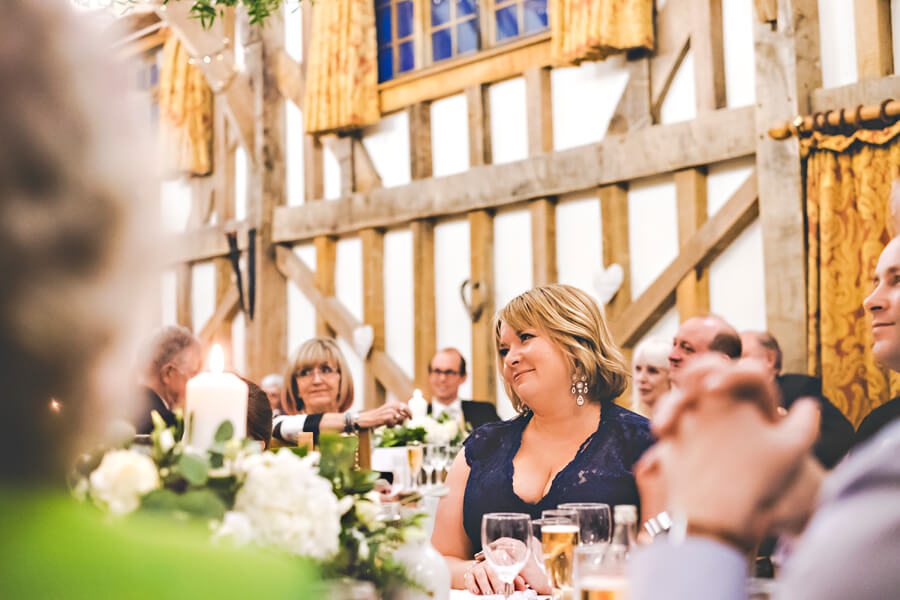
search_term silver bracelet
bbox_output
[343,411,357,433]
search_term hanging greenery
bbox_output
[163,0,301,29]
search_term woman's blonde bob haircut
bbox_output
[284,337,355,414]
[494,284,629,413]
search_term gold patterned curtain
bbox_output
[158,36,213,177]
[303,0,379,134]
[805,122,900,426]
[550,0,654,64]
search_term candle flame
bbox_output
[210,344,225,374]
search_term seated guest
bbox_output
[272,337,412,444]
[260,373,287,416]
[432,284,653,595]
[855,395,900,448]
[630,237,900,600]
[243,378,273,449]
[135,326,203,434]
[741,330,854,468]
[668,315,742,387]
[631,337,671,418]
[428,348,500,429]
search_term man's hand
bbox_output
[645,356,823,549]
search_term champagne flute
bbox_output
[406,443,424,492]
[481,513,532,599]
[536,513,579,597]
[558,502,612,546]
[421,444,437,489]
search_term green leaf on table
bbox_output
[288,446,309,458]
[209,452,224,469]
[214,420,234,443]
[176,489,227,520]
[141,488,180,512]
[178,453,209,486]
[348,469,380,494]
[318,433,358,482]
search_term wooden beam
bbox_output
[165,222,250,265]
[117,28,169,60]
[275,246,415,400]
[675,168,711,320]
[213,93,237,361]
[244,12,287,382]
[651,0,692,119]
[753,0,821,374]
[469,210,496,404]
[408,101,433,180]
[197,287,241,345]
[329,136,355,197]
[276,49,304,109]
[608,52,652,135]
[379,34,553,113]
[854,0,893,79]
[315,236,337,337]
[353,137,383,193]
[157,1,256,165]
[599,184,631,321]
[304,134,324,202]
[810,75,900,111]
[531,198,557,287]
[692,0,727,111]
[273,106,757,242]
[754,0,778,23]
[176,264,192,330]
[411,220,436,396]
[612,172,758,348]
[361,228,386,410]
[525,66,553,155]
[466,84,492,167]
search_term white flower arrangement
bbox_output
[88,449,160,515]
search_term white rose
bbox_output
[159,429,175,453]
[214,511,254,547]
[355,497,381,529]
[232,449,341,559]
[89,450,159,515]
[423,416,451,445]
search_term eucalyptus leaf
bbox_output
[214,421,234,443]
[176,489,227,520]
[209,453,224,469]
[178,453,209,486]
[288,446,309,458]
[141,488,179,512]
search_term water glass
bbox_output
[481,512,532,599]
[421,444,438,488]
[558,502,612,546]
[573,545,626,599]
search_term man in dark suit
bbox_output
[427,348,500,430]
[134,326,203,434]
[741,331,854,468]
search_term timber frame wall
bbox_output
[155,0,900,409]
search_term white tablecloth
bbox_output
[449,590,549,600]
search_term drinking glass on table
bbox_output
[536,513,580,597]
[573,545,626,600]
[481,513,533,599]
[406,443,424,491]
[433,444,451,483]
[421,444,437,488]
[558,503,612,547]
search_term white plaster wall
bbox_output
[628,176,679,300]
[362,112,412,187]
[160,178,191,232]
[335,237,366,411]
[551,57,629,150]
[384,229,415,380]
[287,244,317,357]
[556,191,602,298]
[191,262,216,334]
[707,156,756,215]
[431,94,470,176]
[818,0,858,89]
[893,0,900,68]
[722,0,755,108]
[489,77,528,164]
[659,51,696,124]
[709,221,766,331]
[284,1,304,63]
[434,218,473,401]
[285,100,305,206]
[323,138,342,200]
[161,268,177,325]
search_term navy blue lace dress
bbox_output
[462,403,653,553]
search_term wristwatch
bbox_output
[644,511,673,539]
[343,411,359,433]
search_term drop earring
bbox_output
[571,374,588,406]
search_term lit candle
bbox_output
[408,388,427,422]
[184,345,248,452]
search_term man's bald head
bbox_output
[669,315,741,386]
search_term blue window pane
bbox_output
[378,47,393,82]
[375,0,391,6]
[457,0,476,17]
[432,28,452,61]
[431,0,450,26]
[397,1,414,38]
[523,0,548,33]
[496,5,519,41]
[399,41,415,72]
[377,6,392,45]
[457,19,479,54]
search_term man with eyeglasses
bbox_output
[135,325,203,434]
[428,348,500,430]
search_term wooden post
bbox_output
[599,185,632,323]
[524,66,553,155]
[675,168,711,320]
[412,219,436,397]
[314,235,337,337]
[754,0,821,373]
[213,93,236,363]
[332,136,355,197]
[301,0,324,203]
[244,11,288,382]
[530,198,557,287]
[691,0,727,111]
[469,209,496,404]
[608,52,652,134]
[361,228,386,409]
[176,263,193,330]
[854,0,893,80]
[408,101,433,180]
[466,83,492,166]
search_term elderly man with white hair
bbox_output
[135,326,203,434]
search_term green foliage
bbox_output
[161,0,301,30]
[214,420,234,443]
[375,425,428,448]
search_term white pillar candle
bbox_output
[409,388,427,422]
[184,345,248,452]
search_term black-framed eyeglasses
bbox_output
[429,368,461,377]
[296,364,340,379]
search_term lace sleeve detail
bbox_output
[463,415,525,467]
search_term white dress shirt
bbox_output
[431,397,463,422]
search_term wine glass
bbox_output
[421,444,437,489]
[558,502,612,546]
[406,443,424,492]
[481,513,532,599]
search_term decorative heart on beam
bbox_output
[352,324,375,359]
[593,263,625,305]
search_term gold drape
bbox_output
[550,0,654,64]
[303,0,379,134]
[158,36,213,177]
[805,122,900,426]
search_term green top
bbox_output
[0,488,316,600]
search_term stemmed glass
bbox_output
[558,502,612,547]
[406,443,424,492]
[481,513,533,599]
[421,444,437,489]
[536,512,580,597]
[434,444,451,483]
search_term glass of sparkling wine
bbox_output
[406,443,424,491]
[573,545,627,600]
[539,510,580,597]
[481,513,532,599]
